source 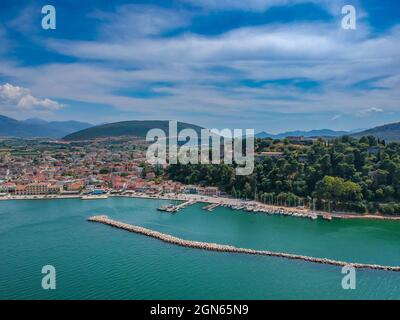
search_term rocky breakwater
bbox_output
[88,215,400,272]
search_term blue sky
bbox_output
[0,0,399,133]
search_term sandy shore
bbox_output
[2,192,400,221]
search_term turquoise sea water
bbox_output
[0,197,399,300]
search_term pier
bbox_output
[175,200,197,210]
[157,200,197,213]
[202,203,220,212]
[88,215,400,272]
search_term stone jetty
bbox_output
[88,215,400,272]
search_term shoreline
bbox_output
[88,215,400,272]
[2,192,400,221]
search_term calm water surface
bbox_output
[0,197,399,299]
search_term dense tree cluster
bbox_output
[167,136,400,215]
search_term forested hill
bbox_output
[63,120,204,141]
[351,122,400,141]
[167,135,400,215]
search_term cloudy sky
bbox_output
[0,0,399,133]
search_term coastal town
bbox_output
[0,137,222,198]
[0,135,296,200]
[0,137,329,220]
[2,137,400,222]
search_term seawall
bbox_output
[88,215,400,272]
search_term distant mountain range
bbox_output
[63,120,205,141]
[253,124,400,141]
[1,113,400,142]
[254,129,354,139]
[0,115,92,138]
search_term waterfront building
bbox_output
[48,185,62,194]
[0,182,16,193]
[202,187,220,196]
[26,183,49,195]
[14,183,61,195]
[182,185,198,194]
[66,181,85,192]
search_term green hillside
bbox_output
[351,122,400,141]
[63,120,204,141]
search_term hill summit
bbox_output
[62,120,204,141]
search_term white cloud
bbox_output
[3,20,398,124]
[0,83,64,115]
[6,5,37,35]
[182,0,347,13]
[91,4,190,39]
[45,20,380,65]
[0,3,398,129]
[357,107,384,117]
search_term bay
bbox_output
[0,197,399,300]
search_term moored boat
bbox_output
[157,204,177,213]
